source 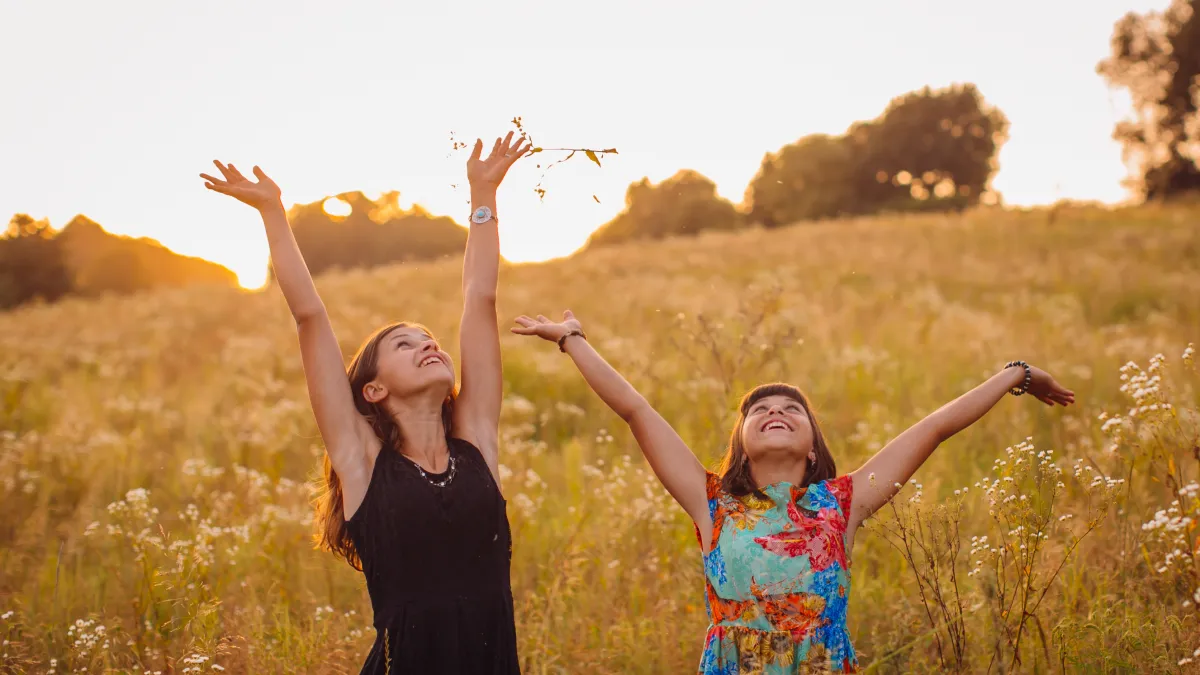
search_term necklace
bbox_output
[405,453,457,488]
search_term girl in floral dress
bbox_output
[511,311,1074,673]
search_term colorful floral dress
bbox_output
[696,472,857,674]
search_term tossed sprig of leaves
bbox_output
[450,117,617,202]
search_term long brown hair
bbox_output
[313,321,456,570]
[717,383,836,497]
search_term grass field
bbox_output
[1,204,1198,673]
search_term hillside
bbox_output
[0,205,1197,673]
[57,215,239,294]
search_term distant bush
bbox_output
[585,170,742,248]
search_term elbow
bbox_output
[463,285,498,305]
[618,397,652,425]
[293,304,329,327]
[930,423,954,448]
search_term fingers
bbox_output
[1039,390,1073,406]
[470,138,483,162]
[536,314,549,324]
[502,131,514,154]
[252,165,275,186]
[488,137,502,160]
[513,315,537,328]
[199,173,225,187]
[505,141,531,167]
[226,163,248,182]
[510,326,537,336]
[213,160,235,181]
[563,309,575,321]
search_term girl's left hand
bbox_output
[1025,365,1075,406]
[468,131,531,190]
[510,310,582,344]
[200,161,282,212]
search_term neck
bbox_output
[748,451,809,488]
[386,392,450,466]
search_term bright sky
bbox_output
[1,0,1165,288]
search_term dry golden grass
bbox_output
[0,204,1198,673]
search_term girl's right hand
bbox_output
[200,160,282,211]
[511,310,583,344]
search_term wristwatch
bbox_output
[470,205,496,224]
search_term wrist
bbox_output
[257,198,286,217]
[558,328,587,353]
[1001,367,1022,386]
[470,184,498,202]
[1002,361,1032,396]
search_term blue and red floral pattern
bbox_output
[695,472,857,673]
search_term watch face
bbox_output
[471,206,492,224]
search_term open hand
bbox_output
[200,161,281,211]
[1025,365,1075,407]
[468,131,531,190]
[511,310,582,344]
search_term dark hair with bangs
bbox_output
[717,382,836,497]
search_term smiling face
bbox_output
[718,383,837,496]
[741,394,816,460]
[366,325,455,403]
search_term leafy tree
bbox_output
[0,215,72,310]
[746,134,859,228]
[57,216,236,296]
[586,170,742,247]
[1098,0,1200,199]
[284,191,468,278]
[745,83,1008,226]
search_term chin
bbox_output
[750,435,809,455]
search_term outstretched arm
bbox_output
[848,363,1074,530]
[453,132,530,482]
[511,312,712,539]
[200,162,376,504]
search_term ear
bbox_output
[363,381,388,404]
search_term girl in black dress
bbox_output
[199,131,530,674]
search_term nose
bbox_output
[419,339,440,353]
[767,404,783,415]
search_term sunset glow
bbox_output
[1,0,1165,288]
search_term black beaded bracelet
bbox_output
[1005,360,1032,396]
[558,329,586,353]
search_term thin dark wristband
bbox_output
[558,329,586,353]
[1005,360,1032,396]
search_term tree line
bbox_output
[0,215,237,311]
[587,83,1007,248]
[4,0,1196,309]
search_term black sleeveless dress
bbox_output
[345,437,520,674]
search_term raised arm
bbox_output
[511,312,712,538]
[453,132,530,481]
[848,363,1074,530]
[200,162,376,504]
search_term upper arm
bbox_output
[626,403,711,535]
[295,310,375,489]
[847,421,942,529]
[453,292,502,477]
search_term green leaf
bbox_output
[585,150,601,167]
